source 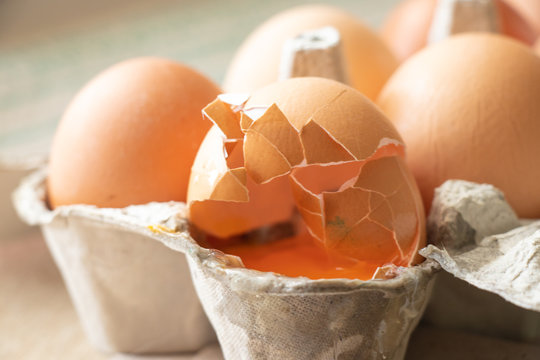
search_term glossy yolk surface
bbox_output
[216,227,380,280]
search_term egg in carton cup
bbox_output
[12,58,223,354]
[184,242,437,360]
[183,91,438,359]
[0,149,46,240]
[174,26,439,358]
[13,168,216,353]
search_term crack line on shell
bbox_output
[244,127,292,184]
[199,97,417,261]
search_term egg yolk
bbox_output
[205,224,380,280]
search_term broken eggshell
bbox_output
[421,179,540,342]
[187,77,426,275]
[182,31,436,360]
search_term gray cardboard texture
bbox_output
[422,180,540,342]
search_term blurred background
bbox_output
[0,0,396,166]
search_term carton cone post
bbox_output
[428,0,500,44]
[278,26,350,84]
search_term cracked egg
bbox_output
[187,77,426,280]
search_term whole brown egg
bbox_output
[381,0,538,62]
[47,57,221,208]
[223,5,398,101]
[505,0,540,34]
[377,34,540,217]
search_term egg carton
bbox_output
[182,178,540,357]
[0,155,45,240]
[422,180,540,343]
[428,0,501,44]
[184,246,437,360]
[14,167,440,358]
[15,171,540,357]
[13,168,216,354]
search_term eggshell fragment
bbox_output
[223,5,398,100]
[48,57,221,208]
[188,126,295,238]
[188,77,426,267]
[381,0,537,62]
[377,33,540,218]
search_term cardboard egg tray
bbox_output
[14,169,216,354]
[14,166,540,358]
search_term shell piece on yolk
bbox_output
[188,127,295,238]
[209,168,249,202]
[300,120,355,164]
[289,156,423,266]
[187,78,425,267]
[246,104,304,167]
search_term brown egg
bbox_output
[48,57,221,208]
[188,77,426,271]
[505,0,540,34]
[377,34,540,217]
[381,0,437,62]
[223,5,398,101]
[381,0,537,62]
